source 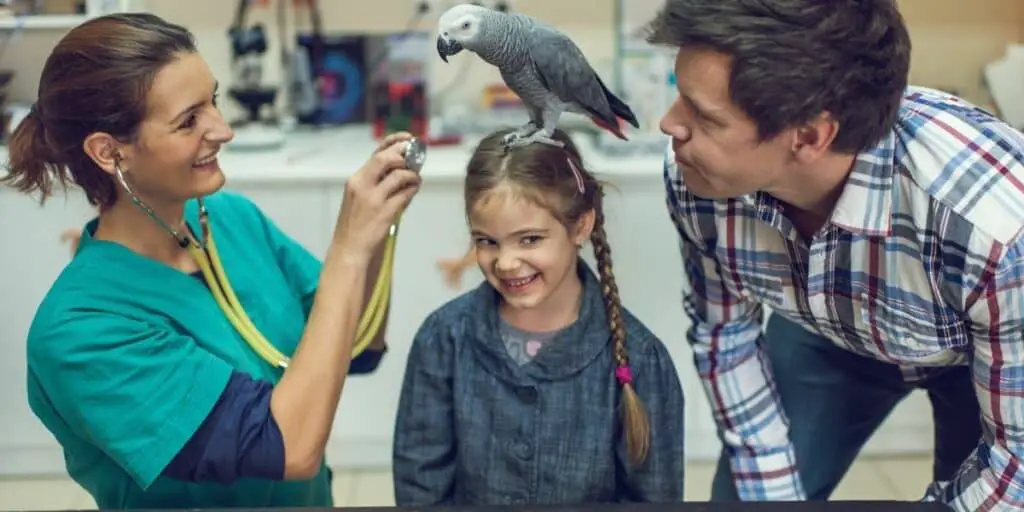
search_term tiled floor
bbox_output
[0,455,932,510]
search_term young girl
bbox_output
[392,128,685,505]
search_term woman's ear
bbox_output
[574,208,596,245]
[82,132,128,176]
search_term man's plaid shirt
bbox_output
[665,86,1024,510]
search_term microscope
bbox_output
[225,1,285,150]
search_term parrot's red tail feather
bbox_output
[590,115,630,141]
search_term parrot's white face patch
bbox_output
[467,185,588,325]
[441,16,479,43]
[438,5,484,44]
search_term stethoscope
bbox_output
[114,138,427,369]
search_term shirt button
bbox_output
[516,386,537,403]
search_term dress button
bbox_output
[515,440,534,460]
[516,386,537,403]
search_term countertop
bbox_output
[0,125,669,185]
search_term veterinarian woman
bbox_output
[1,13,421,510]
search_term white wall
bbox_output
[1,0,1023,116]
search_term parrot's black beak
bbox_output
[436,36,463,63]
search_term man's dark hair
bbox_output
[645,0,911,154]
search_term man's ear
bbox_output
[82,132,128,176]
[791,111,839,164]
[574,208,596,245]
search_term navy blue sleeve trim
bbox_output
[350,345,388,375]
[161,370,285,484]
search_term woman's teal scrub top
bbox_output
[25,190,335,509]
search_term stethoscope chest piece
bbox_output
[402,138,427,173]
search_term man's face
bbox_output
[658,48,793,199]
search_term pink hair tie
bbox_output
[566,156,585,194]
[615,365,633,385]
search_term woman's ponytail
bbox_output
[2,106,67,204]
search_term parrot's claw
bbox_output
[504,131,565,149]
[502,123,540,146]
[501,132,523,146]
[539,138,566,148]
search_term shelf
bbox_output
[0,14,92,30]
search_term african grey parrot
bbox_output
[436,3,639,148]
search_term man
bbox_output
[646,0,1024,509]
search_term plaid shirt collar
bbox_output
[734,130,898,237]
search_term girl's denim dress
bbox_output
[392,260,686,506]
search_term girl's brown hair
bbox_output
[465,128,650,465]
[1,13,197,209]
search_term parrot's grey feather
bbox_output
[436,4,636,146]
[524,26,616,125]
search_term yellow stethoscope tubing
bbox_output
[187,206,400,369]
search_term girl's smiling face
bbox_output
[469,184,593,320]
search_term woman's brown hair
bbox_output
[465,128,650,465]
[2,13,197,208]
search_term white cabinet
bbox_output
[0,187,97,475]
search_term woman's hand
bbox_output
[331,132,422,262]
[273,135,421,478]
